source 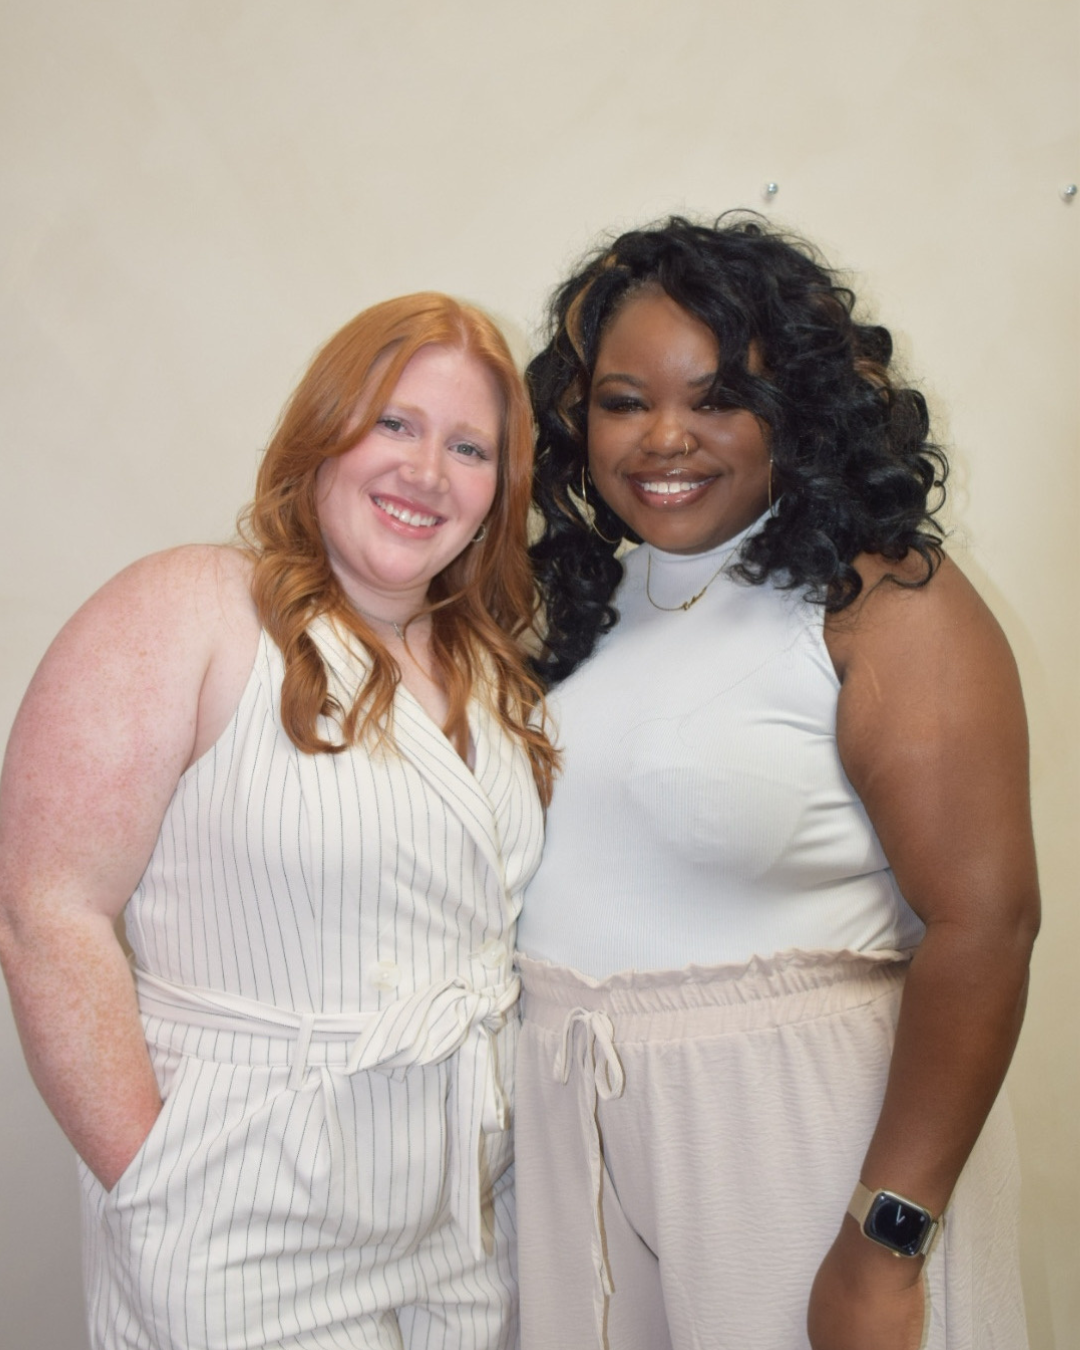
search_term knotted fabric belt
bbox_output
[135,967,520,1258]
[553,1006,627,1342]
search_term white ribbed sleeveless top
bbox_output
[517,522,923,977]
[124,620,545,1013]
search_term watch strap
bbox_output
[847,1181,942,1258]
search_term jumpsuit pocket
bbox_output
[103,1058,287,1216]
[78,1047,195,1207]
[83,1060,304,1348]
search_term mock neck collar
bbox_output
[647,510,767,569]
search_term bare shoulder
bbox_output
[70,543,256,636]
[0,547,262,921]
[42,545,255,679]
[820,553,1035,933]
[823,548,1027,840]
[5,545,260,806]
[824,551,1014,686]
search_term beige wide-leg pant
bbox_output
[515,949,1027,1350]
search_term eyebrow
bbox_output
[384,401,497,444]
[592,371,717,390]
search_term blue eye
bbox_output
[377,415,406,433]
[453,441,491,461]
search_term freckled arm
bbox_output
[0,553,226,1188]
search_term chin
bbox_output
[635,523,715,555]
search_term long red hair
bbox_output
[239,293,557,804]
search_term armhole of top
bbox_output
[181,629,271,781]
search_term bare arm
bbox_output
[808,555,1039,1350]
[0,546,258,1188]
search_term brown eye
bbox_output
[597,396,645,413]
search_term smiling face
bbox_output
[316,343,501,618]
[587,287,772,555]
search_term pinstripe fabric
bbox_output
[80,621,544,1350]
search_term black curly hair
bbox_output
[528,214,948,685]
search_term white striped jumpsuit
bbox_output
[79,620,544,1350]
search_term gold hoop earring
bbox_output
[472,522,487,544]
[579,463,621,545]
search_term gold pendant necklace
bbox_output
[645,550,729,613]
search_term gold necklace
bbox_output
[645,550,729,613]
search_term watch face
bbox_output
[865,1191,932,1257]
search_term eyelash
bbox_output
[597,396,645,413]
[452,441,491,461]
[596,396,735,415]
[377,417,491,461]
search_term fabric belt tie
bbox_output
[553,1006,626,1342]
[135,967,519,1258]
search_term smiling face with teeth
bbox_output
[587,287,772,556]
[315,343,501,619]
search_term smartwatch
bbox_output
[847,1181,941,1258]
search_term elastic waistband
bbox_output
[517,947,910,1040]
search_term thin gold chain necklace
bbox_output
[645,549,730,613]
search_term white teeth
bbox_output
[375,497,440,527]
[639,479,707,496]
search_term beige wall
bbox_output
[1,2,1076,1345]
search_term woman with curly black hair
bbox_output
[513,217,1036,1350]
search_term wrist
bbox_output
[832,1214,926,1292]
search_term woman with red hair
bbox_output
[0,293,556,1350]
